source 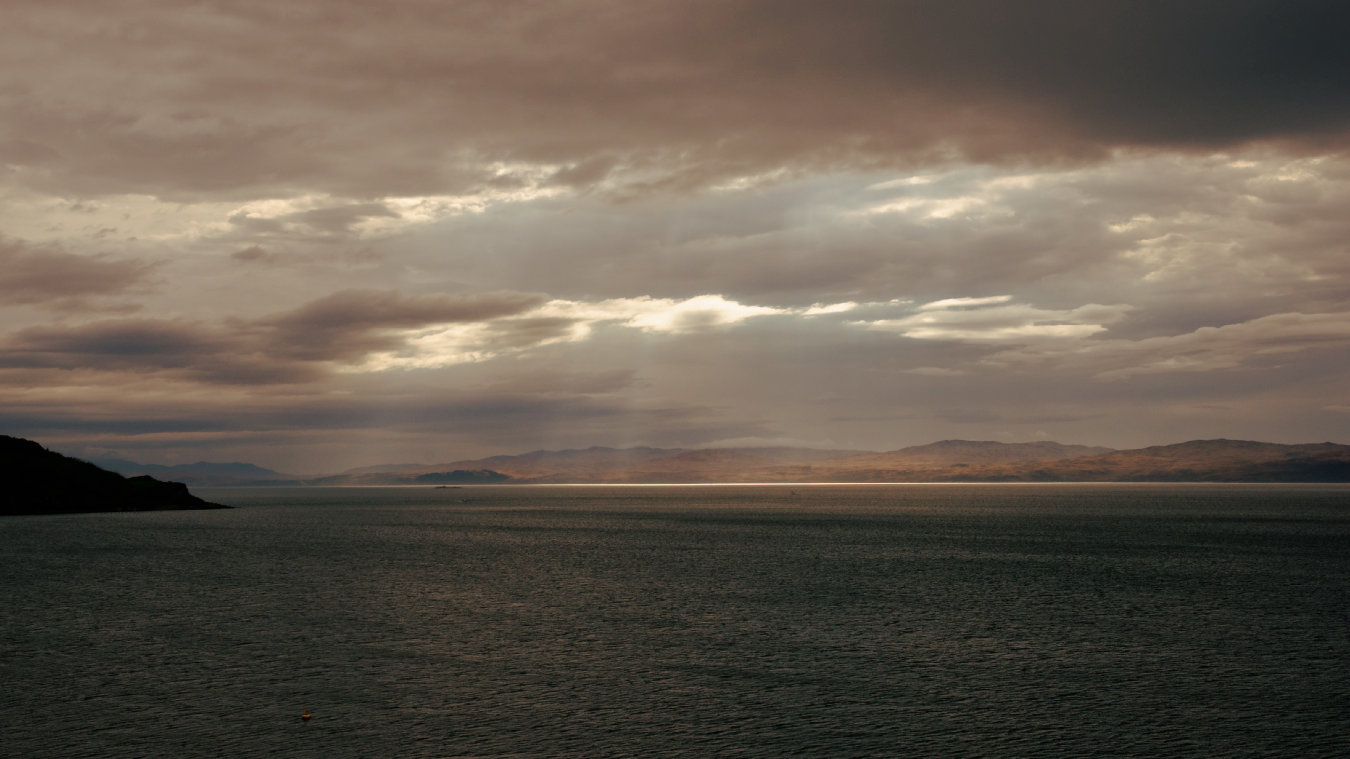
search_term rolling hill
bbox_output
[39,439,1350,486]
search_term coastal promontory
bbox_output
[1,435,228,515]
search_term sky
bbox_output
[3,0,1349,473]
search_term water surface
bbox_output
[3,484,1348,757]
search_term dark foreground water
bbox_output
[2,484,1348,758]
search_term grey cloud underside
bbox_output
[0,289,546,382]
[263,290,545,332]
[0,237,153,309]
[259,289,547,362]
[2,1,1348,200]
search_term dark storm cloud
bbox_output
[2,1,1346,201]
[728,0,1350,147]
[0,237,153,308]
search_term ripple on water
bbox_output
[2,484,1348,757]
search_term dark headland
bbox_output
[1,435,228,516]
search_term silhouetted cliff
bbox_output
[1,436,228,515]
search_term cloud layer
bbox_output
[2,1,1348,470]
[4,1,1348,201]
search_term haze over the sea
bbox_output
[3,1,1348,472]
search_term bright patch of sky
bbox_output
[856,300,1130,342]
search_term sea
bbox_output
[2,484,1348,758]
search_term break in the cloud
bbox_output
[358,294,832,370]
[2,1,1348,470]
[259,289,548,363]
[855,296,1131,342]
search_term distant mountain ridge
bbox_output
[69,439,1350,485]
[420,445,867,484]
[93,458,292,486]
[823,440,1115,469]
[307,469,511,486]
[1013,439,1350,483]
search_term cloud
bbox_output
[856,299,1131,342]
[227,201,401,242]
[3,3,1350,467]
[920,296,1015,311]
[3,320,224,364]
[231,245,272,263]
[0,318,321,385]
[354,296,742,370]
[0,288,844,382]
[0,237,153,309]
[259,289,548,362]
[22,287,1332,395]
[0,289,550,383]
[356,294,867,370]
[618,295,787,333]
[987,310,1350,379]
[375,151,1350,325]
[802,302,859,316]
[3,1,1347,202]
[904,367,967,377]
[264,289,544,333]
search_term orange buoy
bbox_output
[301,713,311,721]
